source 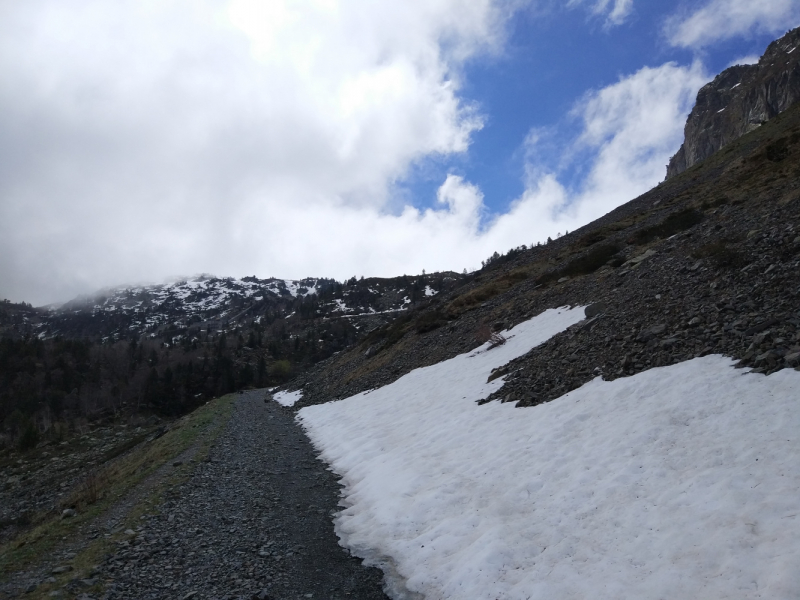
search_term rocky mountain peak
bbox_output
[666,26,800,179]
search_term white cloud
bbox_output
[0,0,509,303]
[0,0,707,306]
[727,54,761,67]
[666,0,800,49]
[568,0,634,26]
[481,61,707,248]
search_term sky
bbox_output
[1,0,799,306]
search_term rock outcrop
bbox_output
[666,26,800,179]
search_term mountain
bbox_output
[2,272,469,351]
[297,88,800,410]
[666,26,800,179]
[285,45,800,598]
[22,273,463,342]
[2,24,799,456]
[0,272,466,434]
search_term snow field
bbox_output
[298,307,800,600]
[272,390,303,407]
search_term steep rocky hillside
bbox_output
[666,26,800,178]
[296,98,800,409]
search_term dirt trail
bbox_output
[92,390,388,599]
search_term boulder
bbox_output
[584,302,607,318]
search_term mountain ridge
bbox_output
[666,25,800,178]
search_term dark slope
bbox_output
[297,100,800,409]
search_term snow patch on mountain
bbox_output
[299,307,800,600]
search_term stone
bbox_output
[785,351,800,365]
[60,508,76,519]
[181,592,198,600]
[584,302,607,318]
[745,318,779,336]
[638,323,668,343]
[51,566,73,574]
[628,249,657,265]
[754,350,777,365]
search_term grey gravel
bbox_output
[94,391,387,600]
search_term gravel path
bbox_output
[95,390,388,600]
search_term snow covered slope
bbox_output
[299,307,800,600]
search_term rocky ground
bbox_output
[85,390,387,600]
[1,417,166,547]
[483,209,800,407]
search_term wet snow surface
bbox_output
[299,307,800,600]
[273,389,303,407]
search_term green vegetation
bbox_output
[536,243,622,285]
[692,240,750,270]
[0,394,235,593]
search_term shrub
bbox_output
[476,324,506,348]
[415,310,447,334]
[693,241,749,269]
[630,208,704,245]
[269,359,292,382]
[536,243,621,285]
[765,137,790,162]
[562,243,621,277]
[18,422,39,451]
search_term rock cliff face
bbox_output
[666,26,800,179]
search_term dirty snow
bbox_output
[299,307,800,600]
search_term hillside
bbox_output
[296,97,800,408]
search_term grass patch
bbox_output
[448,267,530,312]
[360,311,416,354]
[0,394,235,591]
[629,208,705,245]
[536,243,622,285]
[414,310,448,334]
[692,241,750,269]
